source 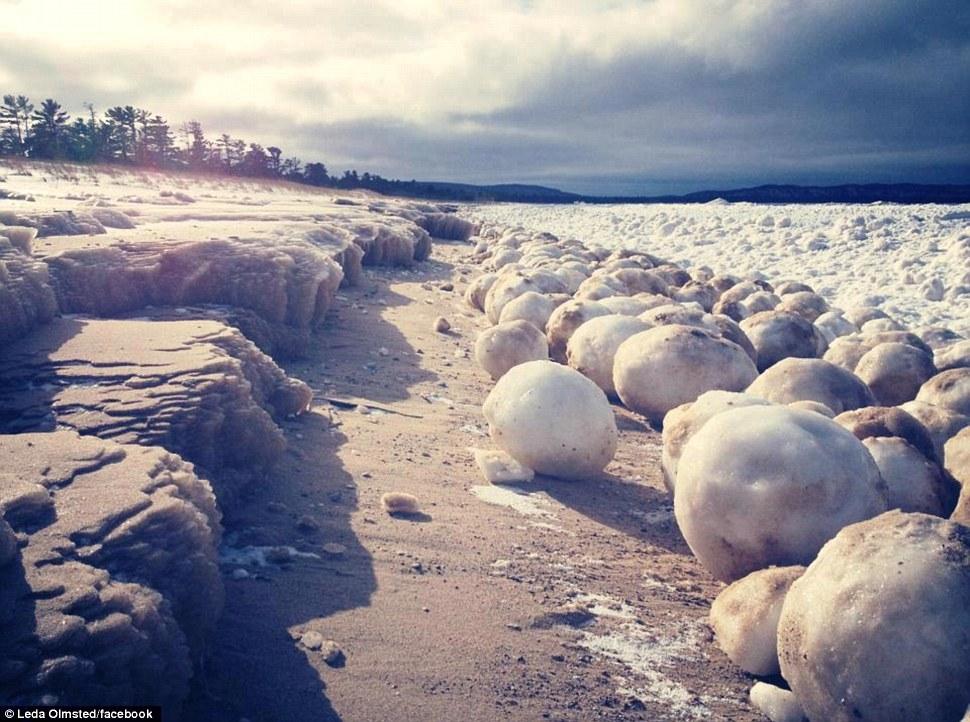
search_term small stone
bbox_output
[439,282,454,292]
[381,492,421,515]
[301,631,324,650]
[433,316,451,333]
[266,501,287,513]
[378,347,390,357]
[297,515,320,532]
[231,568,250,580]
[321,640,345,667]
[506,623,522,631]
[322,542,347,557]
[0,518,19,566]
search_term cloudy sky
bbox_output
[1,0,968,194]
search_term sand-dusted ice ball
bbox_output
[608,267,669,295]
[936,339,970,372]
[855,341,936,405]
[778,291,829,323]
[778,511,970,722]
[775,281,815,296]
[661,391,772,494]
[741,311,827,372]
[464,272,497,311]
[711,314,758,364]
[788,400,835,417]
[474,320,548,380]
[711,298,750,322]
[944,426,970,488]
[843,305,889,328]
[483,272,541,324]
[640,303,716,331]
[545,298,612,362]
[860,437,957,516]
[920,325,965,350]
[566,314,649,397]
[749,683,807,722]
[742,290,782,315]
[917,368,970,416]
[614,325,758,423]
[814,310,857,345]
[710,565,804,676]
[835,406,940,462]
[483,360,617,481]
[861,316,905,334]
[745,358,875,414]
[497,291,559,332]
[673,281,718,311]
[899,400,970,464]
[598,295,652,316]
[674,405,888,581]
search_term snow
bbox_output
[465,202,970,336]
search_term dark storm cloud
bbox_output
[1,0,967,193]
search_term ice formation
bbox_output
[483,360,617,481]
[613,324,758,423]
[474,319,549,380]
[778,511,970,722]
[0,431,221,708]
[660,390,771,493]
[709,565,804,676]
[545,298,612,361]
[745,357,875,414]
[674,405,888,581]
[566,314,650,397]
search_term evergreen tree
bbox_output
[28,98,70,159]
[0,94,33,155]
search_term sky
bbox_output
[1,0,968,195]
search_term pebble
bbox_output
[231,568,250,580]
[321,640,346,667]
[297,515,319,532]
[322,542,347,557]
[301,631,324,650]
[433,316,451,333]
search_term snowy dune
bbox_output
[465,202,970,336]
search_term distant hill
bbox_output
[380,180,970,205]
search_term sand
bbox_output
[182,241,760,722]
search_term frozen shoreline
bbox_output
[464,201,970,336]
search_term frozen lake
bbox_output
[464,202,970,336]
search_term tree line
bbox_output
[0,93,422,193]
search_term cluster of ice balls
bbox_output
[465,222,970,721]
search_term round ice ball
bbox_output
[745,357,875,414]
[566,314,649,397]
[482,360,617,481]
[860,436,957,516]
[917,368,970,416]
[855,341,936,406]
[710,565,804,676]
[740,311,827,372]
[545,298,612,362]
[613,325,758,424]
[778,511,970,722]
[474,320,548,380]
[674,405,888,582]
[497,291,559,332]
[660,391,772,494]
